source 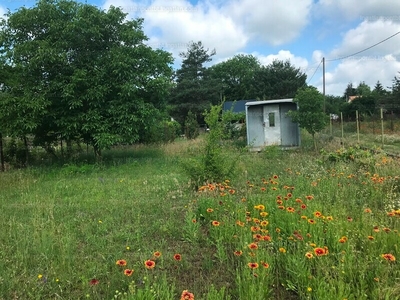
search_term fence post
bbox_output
[380,108,384,147]
[341,112,344,146]
[356,110,360,144]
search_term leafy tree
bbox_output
[388,73,400,114]
[255,60,307,99]
[356,81,371,96]
[184,110,199,139]
[325,95,345,115]
[287,87,328,150]
[209,54,261,101]
[169,41,221,125]
[0,0,173,158]
[343,83,357,100]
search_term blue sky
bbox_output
[1,0,400,96]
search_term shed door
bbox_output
[263,105,281,145]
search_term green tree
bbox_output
[209,54,261,101]
[169,41,221,125]
[356,81,372,96]
[287,87,328,150]
[0,0,173,158]
[255,60,307,99]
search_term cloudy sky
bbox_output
[1,0,400,96]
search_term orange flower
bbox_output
[153,251,162,258]
[212,221,220,226]
[383,227,391,233]
[368,236,374,240]
[234,250,243,256]
[314,211,322,218]
[308,219,315,224]
[260,211,268,217]
[314,247,327,256]
[347,216,353,222]
[236,220,245,227]
[301,204,307,209]
[306,195,314,200]
[263,235,272,241]
[206,208,214,213]
[248,262,259,269]
[373,226,380,232]
[295,198,303,203]
[261,262,270,268]
[248,243,258,250]
[254,204,265,210]
[276,200,283,205]
[364,208,372,213]
[286,207,295,213]
[278,205,285,210]
[326,216,333,221]
[144,260,156,270]
[116,259,127,266]
[301,215,307,220]
[305,252,313,259]
[174,254,182,261]
[180,289,195,300]
[381,254,396,261]
[124,269,134,276]
[260,220,269,227]
[251,226,260,232]
[279,247,286,253]
[339,236,348,243]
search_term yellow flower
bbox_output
[279,247,286,253]
[38,274,43,279]
[307,287,312,292]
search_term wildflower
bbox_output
[272,187,277,191]
[234,250,243,256]
[251,226,260,232]
[89,278,99,285]
[248,243,258,250]
[116,260,127,266]
[347,216,353,222]
[153,251,162,258]
[253,233,262,240]
[174,254,182,261]
[278,205,285,210]
[124,269,134,276]
[38,274,43,279]
[261,262,270,268]
[286,207,295,213]
[126,246,130,250]
[309,243,316,247]
[364,208,372,213]
[254,204,265,211]
[314,247,327,256]
[307,287,312,292]
[381,254,396,261]
[305,252,313,259]
[383,227,391,233]
[263,235,272,241]
[339,236,348,243]
[260,211,268,217]
[287,193,292,198]
[373,226,380,232]
[229,189,235,195]
[206,208,214,213]
[180,289,195,300]
[306,195,314,200]
[260,220,269,227]
[211,221,220,226]
[248,262,259,269]
[236,220,245,227]
[326,216,333,221]
[314,211,322,218]
[253,218,260,224]
[301,215,307,220]
[301,204,307,209]
[279,247,286,253]
[308,219,316,224]
[295,198,303,203]
[192,219,197,223]
[368,236,374,240]
[144,260,156,270]
[374,277,379,282]
[260,187,266,192]
[276,200,283,205]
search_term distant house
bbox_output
[245,99,300,151]
[348,95,361,103]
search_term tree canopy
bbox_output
[0,0,173,156]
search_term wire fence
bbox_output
[322,109,400,154]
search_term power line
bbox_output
[306,59,322,85]
[326,30,400,62]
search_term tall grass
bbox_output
[0,138,399,299]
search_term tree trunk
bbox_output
[23,136,29,166]
[0,132,5,172]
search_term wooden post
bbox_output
[380,108,384,147]
[0,132,4,172]
[356,110,360,144]
[341,112,344,146]
[330,116,333,136]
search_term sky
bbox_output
[1,0,400,96]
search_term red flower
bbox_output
[89,278,99,285]
[144,260,156,270]
[248,262,259,269]
[116,259,127,266]
[381,253,396,261]
[124,269,134,276]
[234,250,243,256]
[174,254,182,261]
[314,247,327,256]
[261,262,270,268]
[212,220,220,226]
[153,251,162,258]
[180,289,195,300]
[248,243,258,250]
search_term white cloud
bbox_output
[315,0,400,22]
[225,0,313,46]
[0,5,7,21]
[254,50,309,70]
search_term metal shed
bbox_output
[245,99,300,151]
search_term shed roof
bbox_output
[245,98,294,107]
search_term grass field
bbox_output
[0,135,399,299]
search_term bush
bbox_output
[184,110,199,139]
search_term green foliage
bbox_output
[210,54,261,101]
[255,60,307,99]
[0,0,173,156]
[142,119,181,144]
[182,104,239,187]
[288,87,328,149]
[169,41,221,125]
[184,110,199,139]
